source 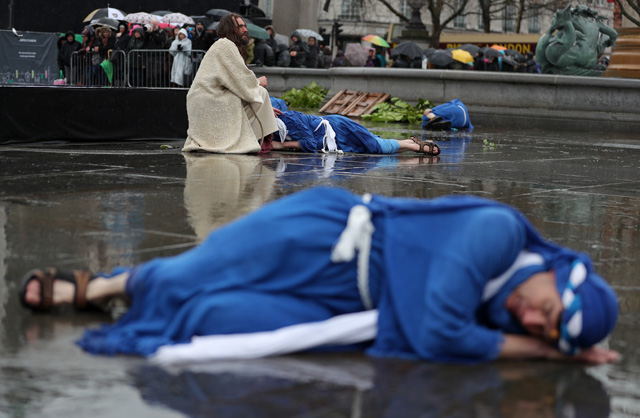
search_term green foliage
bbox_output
[362,97,433,124]
[280,81,329,109]
[482,139,497,150]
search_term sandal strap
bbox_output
[74,270,93,309]
[39,269,56,310]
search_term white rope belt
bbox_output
[330,194,374,310]
[456,104,467,126]
[315,118,343,154]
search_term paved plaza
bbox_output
[1,123,639,417]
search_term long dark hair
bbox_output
[217,13,247,58]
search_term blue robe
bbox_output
[421,99,473,131]
[275,111,384,154]
[77,187,604,362]
[270,96,288,112]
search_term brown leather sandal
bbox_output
[19,268,96,312]
[410,136,441,156]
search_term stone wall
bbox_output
[253,67,640,134]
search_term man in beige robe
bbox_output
[183,14,278,154]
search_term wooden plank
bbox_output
[318,89,346,114]
[346,93,390,117]
[319,90,360,114]
[320,90,391,117]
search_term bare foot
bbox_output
[22,270,129,311]
[397,138,440,155]
[25,278,75,307]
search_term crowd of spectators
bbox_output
[58,20,549,88]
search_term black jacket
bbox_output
[58,39,81,68]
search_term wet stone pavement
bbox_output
[1,123,640,417]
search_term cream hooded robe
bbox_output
[183,38,278,153]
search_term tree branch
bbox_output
[376,0,410,22]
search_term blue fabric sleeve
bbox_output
[375,137,400,154]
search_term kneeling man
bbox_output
[183,14,278,153]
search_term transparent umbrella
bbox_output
[162,13,195,26]
[344,43,367,66]
[296,29,324,41]
[124,12,162,25]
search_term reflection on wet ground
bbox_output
[1,124,639,417]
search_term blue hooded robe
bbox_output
[275,111,385,154]
[77,187,617,362]
[422,99,474,131]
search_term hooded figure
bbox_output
[264,25,279,56]
[305,36,320,68]
[67,186,617,364]
[289,30,309,67]
[276,43,291,67]
[58,31,81,80]
[331,50,349,67]
[126,26,146,86]
[170,28,193,87]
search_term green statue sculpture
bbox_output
[536,5,617,76]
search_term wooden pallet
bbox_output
[319,90,390,117]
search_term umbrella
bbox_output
[390,41,423,58]
[83,7,126,23]
[451,49,474,64]
[423,47,435,58]
[274,33,289,45]
[191,16,212,26]
[344,43,367,66]
[491,44,507,51]
[125,12,162,24]
[362,34,390,48]
[429,49,453,67]
[162,13,195,25]
[296,29,324,41]
[458,43,480,55]
[482,47,502,58]
[90,17,119,31]
[151,10,173,16]
[207,21,219,31]
[505,48,525,61]
[205,9,233,21]
[247,23,269,39]
[501,55,519,68]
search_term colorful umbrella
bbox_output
[296,29,324,41]
[491,44,507,51]
[247,23,269,39]
[362,35,390,48]
[162,13,195,25]
[83,7,126,23]
[451,49,474,64]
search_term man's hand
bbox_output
[572,346,620,364]
[273,107,283,118]
[258,76,268,88]
[290,51,297,56]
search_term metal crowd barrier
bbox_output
[69,49,206,88]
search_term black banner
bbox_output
[0,30,59,85]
